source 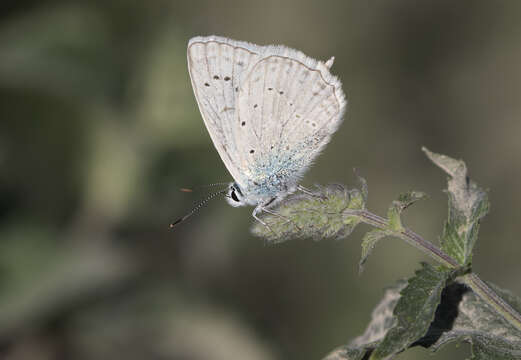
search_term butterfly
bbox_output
[172,35,346,229]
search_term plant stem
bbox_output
[356,210,459,268]
[347,208,521,332]
[462,273,521,332]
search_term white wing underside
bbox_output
[187,35,347,192]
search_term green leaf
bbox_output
[359,229,388,274]
[387,191,428,231]
[359,191,426,273]
[428,282,521,359]
[423,147,489,265]
[386,206,402,231]
[395,191,429,211]
[251,183,366,243]
[327,276,521,359]
[355,169,368,204]
[371,263,450,359]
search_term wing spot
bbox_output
[224,76,231,81]
[267,87,273,91]
[249,149,255,154]
[213,75,220,80]
[237,61,244,66]
[235,87,239,92]
[253,104,258,108]
[312,122,316,127]
[279,91,284,95]
[313,92,319,96]
[289,103,293,106]
[271,145,274,149]
[296,114,301,118]
[241,121,246,126]
[204,82,210,87]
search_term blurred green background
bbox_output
[1,1,520,359]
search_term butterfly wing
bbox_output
[235,46,347,190]
[187,36,263,188]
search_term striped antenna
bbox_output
[179,182,230,193]
[169,189,228,229]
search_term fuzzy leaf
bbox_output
[352,280,407,347]
[427,282,521,359]
[356,170,368,204]
[371,263,450,359]
[327,277,521,360]
[251,183,366,243]
[423,147,489,265]
[387,191,428,231]
[359,229,388,274]
[359,191,426,273]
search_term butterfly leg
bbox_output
[261,207,301,231]
[252,204,278,236]
[297,185,327,200]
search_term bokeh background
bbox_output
[1,1,521,359]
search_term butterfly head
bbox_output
[226,182,247,207]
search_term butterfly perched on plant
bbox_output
[171,35,347,230]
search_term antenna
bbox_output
[178,182,231,193]
[169,188,228,229]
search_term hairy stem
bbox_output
[462,273,521,332]
[355,210,459,268]
[346,208,521,332]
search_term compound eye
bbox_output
[231,189,240,202]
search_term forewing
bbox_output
[236,46,347,184]
[187,36,263,187]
